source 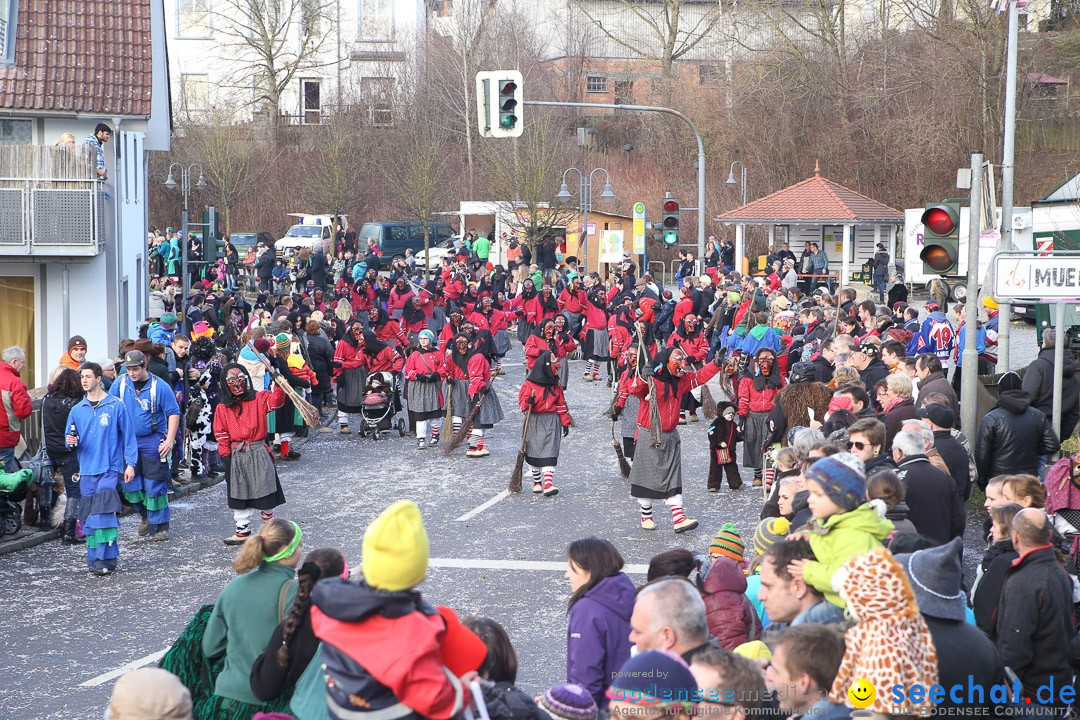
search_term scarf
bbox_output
[881,394,908,414]
[450,333,471,373]
[751,351,782,391]
[526,350,559,398]
[361,330,389,358]
[829,548,939,715]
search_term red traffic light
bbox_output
[921,206,957,236]
[663,200,679,212]
[500,81,517,94]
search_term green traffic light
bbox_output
[663,231,677,246]
[500,115,517,128]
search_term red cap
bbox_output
[437,606,487,676]
[253,338,272,353]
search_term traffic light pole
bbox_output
[961,153,983,444]
[996,0,1020,372]
[524,100,707,270]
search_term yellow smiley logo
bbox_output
[847,678,876,709]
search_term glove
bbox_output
[562,425,570,438]
[480,385,490,395]
[610,405,623,421]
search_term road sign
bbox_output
[633,202,645,254]
[993,251,1080,300]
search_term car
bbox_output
[358,221,456,263]
[275,214,347,257]
[412,237,462,269]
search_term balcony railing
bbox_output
[0,178,106,256]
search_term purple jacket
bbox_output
[566,573,635,708]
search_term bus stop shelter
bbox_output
[715,165,905,286]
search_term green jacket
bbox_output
[529,270,543,289]
[804,503,892,608]
[473,236,492,260]
[203,562,298,705]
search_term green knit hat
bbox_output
[709,523,745,563]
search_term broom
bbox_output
[443,391,485,454]
[246,342,322,428]
[442,378,455,438]
[611,417,631,478]
[509,407,533,492]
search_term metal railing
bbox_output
[0,178,105,255]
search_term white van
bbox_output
[275,213,348,257]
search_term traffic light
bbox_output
[476,70,523,138]
[919,202,961,274]
[498,79,518,132]
[662,196,679,246]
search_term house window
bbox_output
[586,75,607,93]
[0,0,17,65]
[302,79,322,125]
[181,74,209,111]
[362,77,393,127]
[358,0,393,41]
[614,80,632,105]
[177,0,211,38]
[432,0,453,17]
[0,119,31,145]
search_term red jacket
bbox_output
[580,293,608,332]
[625,363,720,432]
[467,353,493,397]
[404,348,446,381]
[468,309,509,334]
[524,334,574,369]
[0,361,32,448]
[672,297,694,330]
[438,323,465,354]
[374,320,409,348]
[212,386,286,457]
[366,346,404,374]
[518,380,571,425]
[333,340,366,377]
[559,288,585,315]
[701,557,763,651]
[349,285,375,314]
[666,331,707,364]
[737,376,784,416]
[388,287,415,314]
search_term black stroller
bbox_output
[0,469,33,537]
[358,371,406,441]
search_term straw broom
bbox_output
[509,407,533,492]
[443,392,485,453]
[611,416,631,478]
[245,342,322,428]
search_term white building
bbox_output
[0,0,172,389]
[165,0,426,125]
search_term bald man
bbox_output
[992,508,1074,708]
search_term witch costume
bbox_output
[464,330,506,458]
[403,329,446,449]
[212,363,287,544]
[518,350,573,496]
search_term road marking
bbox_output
[454,490,511,522]
[79,647,169,687]
[429,557,649,574]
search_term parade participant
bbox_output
[404,330,446,450]
[388,276,415,320]
[464,330,505,458]
[444,333,472,441]
[361,330,404,374]
[738,348,785,487]
[607,305,637,366]
[524,318,560,370]
[619,346,723,533]
[213,363,287,545]
[369,307,409,349]
[109,349,181,541]
[558,274,586,336]
[667,314,707,423]
[706,402,742,491]
[518,350,573,496]
[270,333,310,461]
[552,315,579,389]
[612,342,643,462]
[401,295,432,347]
[580,283,611,384]
[333,321,367,434]
[470,295,511,375]
[66,362,138,576]
[187,337,225,482]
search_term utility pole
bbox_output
[996,0,1020,372]
[961,152,983,444]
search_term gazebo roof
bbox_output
[716,165,904,225]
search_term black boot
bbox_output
[62,519,81,544]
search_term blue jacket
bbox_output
[954,322,986,368]
[65,394,138,475]
[109,373,181,438]
[148,322,175,346]
[566,573,635,709]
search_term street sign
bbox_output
[993,251,1080,300]
[599,230,624,263]
[633,202,645,254]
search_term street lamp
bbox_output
[727,161,748,274]
[557,167,614,273]
[163,162,206,325]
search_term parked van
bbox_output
[358,221,456,262]
[276,213,348,257]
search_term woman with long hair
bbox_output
[202,518,302,716]
[463,617,549,720]
[43,367,84,537]
[250,547,347,717]
[565,537,634,709]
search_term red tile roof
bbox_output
[0,0,152,117]
[717,167,904,224]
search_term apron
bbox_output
[628,426,682,499]
[524,412,562,466]
[226,441,281,507]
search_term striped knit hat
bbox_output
[804,452,866,512]
[709,523,745,563]
[753,517,791,556]
[541,684,598,720]
[274,332,291,351]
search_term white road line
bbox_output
[79,648,169,688]
[454,490,511,522]
[429,557,650,574]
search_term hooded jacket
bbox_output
[0,360,32,448]
[566,573,635,709]
[974,390,1060,481]
[803,503,893,607]
[1022,347,1080,440]
[895,454,966,545]
[700,556,763,650]
[311,579,466,720]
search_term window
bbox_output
[302,78,321,124]
[358,0,393,41]
[177,0,211,38]
[181,74,209,111]
[586,75,607,93]
[0,119,30,144]
[362,77,393,127]
[0,0,17,65]
[614,80,632,105]
[432,0,453,17]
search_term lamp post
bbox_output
[164,162,207,320]
[726,161,748,272]
[557,167,615,274]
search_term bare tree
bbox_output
[297,108,371,217]
[210,0,337,118]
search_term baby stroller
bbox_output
[0,469,33,537]
[358,371,406,441]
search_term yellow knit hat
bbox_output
[362,500,429,591]
[982,296,998,310]
[733,640,772,661]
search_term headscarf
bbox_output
[614,305,635,334]
[191,336,216,361]
[649,346,682,400]
[519,279,537,300]
[526,350,560,395]
[450,333,471,373]
[401,297,426,327]
[219,363,256,409]
[343,320,364,349]
[829,548,939,715]
[538,285,559,313]
[533,318,559,354]
[472,329,497,361]
[362,330,389,358]
[752,348,782,391]
[677,314,701,340]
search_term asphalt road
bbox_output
[0,317,1042,719]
